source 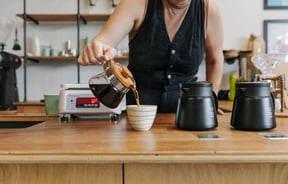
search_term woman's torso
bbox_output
[127,0,206,113]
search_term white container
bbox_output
[126,105,157,131]
[31,36,41,56]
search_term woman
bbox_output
[78,0,224,113]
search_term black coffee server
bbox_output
[231,82,276,131]
[175,82,218,130]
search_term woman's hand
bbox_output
[78,40,116,65]
[217,108,224,115]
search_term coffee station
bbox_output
[0,104,288,183]
[0,56,288,183]
[1,0,288,184]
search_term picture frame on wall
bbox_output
[264,0,288,9]
[263,19,288,54]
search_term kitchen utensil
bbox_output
[89,60,136,109]
[0,17,14,46]
[112,0,120,7]
[31,36,41,56]
[12,28,21,50]
[58,84,125,121]
[89,0,96,6]
[0,51,21,110]
[251,53,282,78]
[230,82,276,131]
[175,81,218,130]
[0,17,21,110]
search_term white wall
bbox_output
[218,0,288,49]
[1,0,288,101]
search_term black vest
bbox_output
[127,0,205,113]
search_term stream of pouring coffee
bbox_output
[132,86,140,107]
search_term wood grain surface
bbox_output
[0,107,287,183]
[0,112,287,163]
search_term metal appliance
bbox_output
[0,17,21,110]
[230,82,276,131]
[58,84,126,121]
[175,82,218,130]
[0,47,21,110]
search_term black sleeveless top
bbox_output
[126,0,205,113]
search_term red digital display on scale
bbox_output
[76,97,100,108]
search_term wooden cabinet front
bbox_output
[125,163,288,184]
[0,164,122,184]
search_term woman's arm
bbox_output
[78,0,146,65]
[205,0,224,94]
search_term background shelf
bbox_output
[17,14,111,24]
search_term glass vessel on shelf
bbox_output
[0,17,14,51]
[251,53,282,78]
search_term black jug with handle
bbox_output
[175,81,218,130]
[230,82,276,131]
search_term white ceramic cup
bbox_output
[126,105,157,131]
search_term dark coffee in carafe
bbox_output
[90,84,124,108]
[90,83,140,109]
[89,60,139,109]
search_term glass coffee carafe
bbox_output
[0,17,14,49]
[89,60,137,108]
[251,53,285,112]
[251,53,282,78]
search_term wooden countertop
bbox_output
[0,113,56,122]
[0,101,55,122]
[0,111,288,164]
[1,100,286,122]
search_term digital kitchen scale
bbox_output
[58,84,125,121]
